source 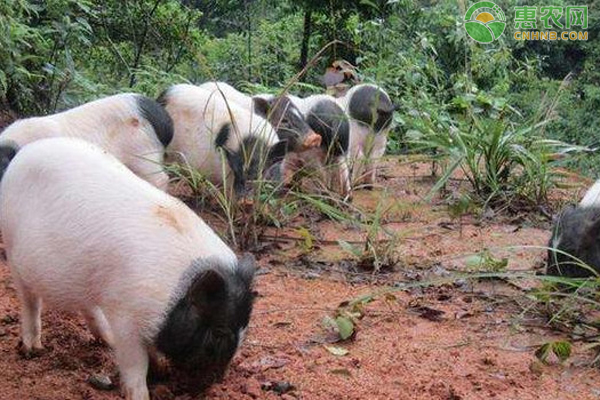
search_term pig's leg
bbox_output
[350,147,368,187]
[18,285,43,357]
[326,155,351,198]
[364,133,388,186]
[111,317,150,400]
[83,306,114,347]
[336,156,352,200]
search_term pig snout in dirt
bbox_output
[0,137,256,400]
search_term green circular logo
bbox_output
[464,1,506,43]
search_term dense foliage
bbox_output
[0,0,598,206]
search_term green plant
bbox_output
[535,340,572,364]
[464,249,508,272]
[338,190,400,271]
[411,88,589,210]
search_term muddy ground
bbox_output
[0,158,599,400]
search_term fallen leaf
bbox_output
[335,316,355,340]
[324,345,349,356]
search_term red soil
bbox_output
[0,157,599,400]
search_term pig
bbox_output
[197,81,321,152]
[0,137,256,400]
[0,93,173,190]
[159,84,288,196]
[287,94,351,198]
[335,84,395,187]
[546,179,600,277]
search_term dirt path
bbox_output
[0,157,599,400]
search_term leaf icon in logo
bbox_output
[465,21,495,43]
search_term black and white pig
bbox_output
[197,81,321,152]
[0,93,173,190]
[336,84,395,187]
[547,179,600,277]
[0,137,256,400]
[287,94,351,198]
[159,84,288,196]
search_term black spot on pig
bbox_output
[215,127,287,195]
[547,205,600,277]
[306,99,349,160]
[0,142,18,182]
[214,123,231,149]
[156,255,256,371]
[253,96,311,152]
[348,85,395,133]
[137,95,174,147]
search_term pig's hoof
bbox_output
[17,341,44,359]
[302,133,322,150]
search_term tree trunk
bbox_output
[299,5,312,75]
[245,0,252,80]
[129,0,162,88]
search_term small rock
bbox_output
[1,314,17,324]
[272,381,295,394]
[262,381,296,395]
[87,374,115,391]
[281,394,297,400]
[0,327,6,337]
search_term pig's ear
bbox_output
[238,253,256,285]
[189,269,227,312]
[252,97,271,118]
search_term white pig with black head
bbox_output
[0,137,256,400]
